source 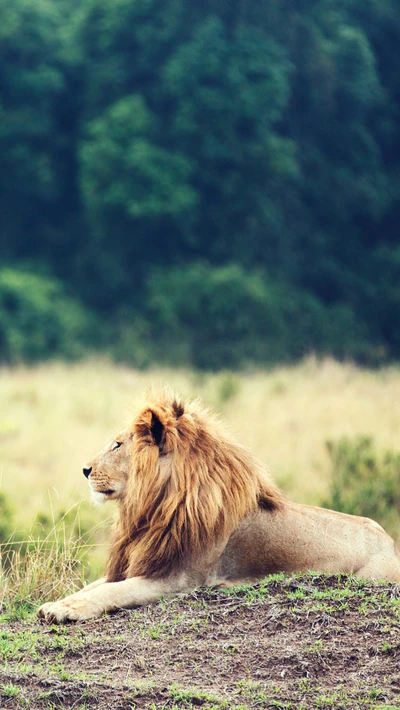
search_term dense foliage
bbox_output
[1,0,400,367]
[0,270,89,362]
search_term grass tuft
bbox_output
[0,509,95,617]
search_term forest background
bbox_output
[1,0,400,370]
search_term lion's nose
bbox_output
[83,466,92,479]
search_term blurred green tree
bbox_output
[0,0,64,253]
[162,18,298,265]
[79,94,198,307]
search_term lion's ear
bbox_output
[150,411,164,447]
[135,397,183,450]
[135,407,167,449]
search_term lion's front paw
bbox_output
[37,602,54,619]
[37,597,103,624]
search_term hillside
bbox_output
[1,575,400,710]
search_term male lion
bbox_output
[38,387,400,623]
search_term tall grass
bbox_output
[0,501,104,613]
[1,533,83,614]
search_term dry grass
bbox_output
[0,511,87,610]
[1,356,400,600]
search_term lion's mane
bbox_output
[106,387,284,582]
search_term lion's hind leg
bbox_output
[355,554,400,583]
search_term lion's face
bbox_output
[83,427,132,505]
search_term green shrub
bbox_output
[145,262,368,369]
[0,269,90,363]
[325,436,400,538]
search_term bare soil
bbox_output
[1,575,400,709]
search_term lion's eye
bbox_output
[112,441,122,452]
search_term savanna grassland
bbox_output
[1,357,400,539]
[1,359,400,710]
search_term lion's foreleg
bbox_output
[75,576,108,593]
[37,574,190,623]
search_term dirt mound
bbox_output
[1,575,400,709]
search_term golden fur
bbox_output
[38,387,400,623]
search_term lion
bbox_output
[38,386,400,623]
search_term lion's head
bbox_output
[83,386,284,583]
